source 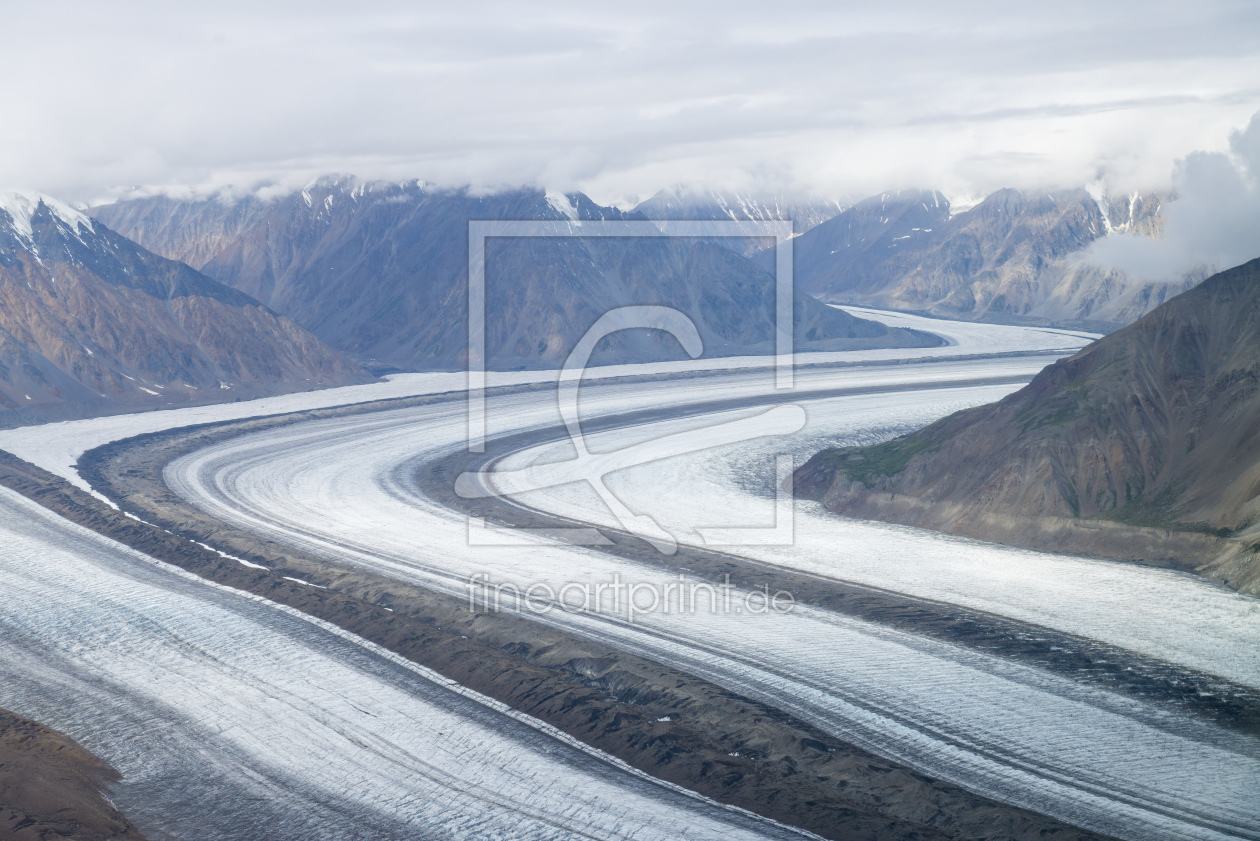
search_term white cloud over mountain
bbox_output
[1083,112,1260,281]
[4,1,1260,206]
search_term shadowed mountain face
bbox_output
[93,181,940,371]
[0,194,370,424]
[789,188,1188,331]
[791,189,953,298]
[795,258,1260,595]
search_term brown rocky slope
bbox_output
[0,193,370,425]
[795,257,1260,595]
[0,707,146,840]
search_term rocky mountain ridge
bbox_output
[93,180,940,372]
[0,192,370,424]
[785,187,1189,331]
[91,177,1192,376]
[795,258,1260,595]
[632,187,848,255]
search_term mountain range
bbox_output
[0,193,370,424]
[92,180,939,372]
[632,187,848,256]
[784,187,1195,332]
[9,176,1199,423]
[795,258,1260,595]
[96,179,1190,362]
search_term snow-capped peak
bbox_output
[0,191,95,244]
[545,191,579,220]
[944,192,984,218]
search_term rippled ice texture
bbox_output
[493,386,1260,688]
[0,487,808,840]
[165,373,1260,840]
[11,310,1258,840]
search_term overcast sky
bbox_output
[4,1,1260,207]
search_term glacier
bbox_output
[3,309,1257,839]
[160,354,1260,838]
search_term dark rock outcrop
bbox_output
[0,706,147,840]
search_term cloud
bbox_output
[2,1,1260,205]
[1082,111,1260,280]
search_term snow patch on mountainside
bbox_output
[633,186,848,235]
[545,191,579,220]
[0,191,95,244]
[943,192,984,218]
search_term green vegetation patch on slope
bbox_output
[1088,484,1241,538]
[811,428,946,489]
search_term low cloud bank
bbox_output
[1083,111,1260,282]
